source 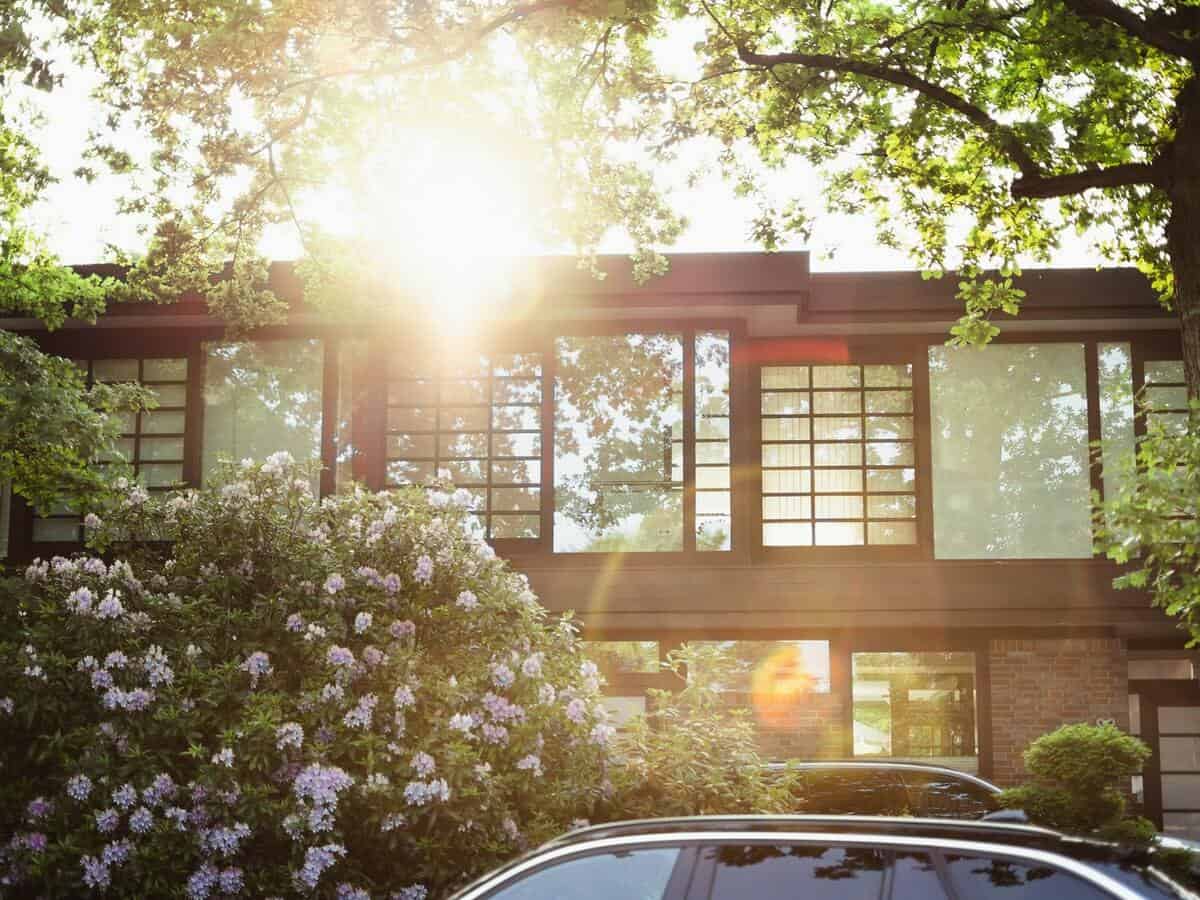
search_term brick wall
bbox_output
[755,692,847,759]
[989,637,1128,785]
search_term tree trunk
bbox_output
[1166,77,1200,400]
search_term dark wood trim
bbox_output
[1085,341,1104,507]
[539,334,556,552]
[912,347,935,558]
[683,329,697,553]
[975,646,995,781]
[319,339,339,498]
[183,341,205,487]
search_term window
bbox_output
[929,343,1092,559]
[1144,359,1188,434]
[703,844,886,900]
[792,769,909,816]
[899,770,998,819]
[203,340,324,493]
[696,332,732,550]
[688,641,832,734]
[1098,343,1134,502]
[33,357,190,543]
[852,652,977,771]
[891,852,948,900]
[760,363,916,547]
[486,847,682,900]
[554,334,684,552]
[385,352,543,539]
[943,854,1109,898]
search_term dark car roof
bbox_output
[765,760,1000,788]
[541,815,1136,861]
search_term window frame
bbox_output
[750,345,930,561]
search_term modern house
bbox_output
[4,251,1196,835]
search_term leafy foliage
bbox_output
[606,642,798,818]
[1096,405,1200,638]
[997,723,1155,842]
[0,456,617,897]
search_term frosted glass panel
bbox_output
[930,344,1092,559]
[1160,707,1200,733]
[1162,775,1200,809]
[203,340,324,493]
[1161,738,1200,771]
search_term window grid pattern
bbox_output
[761,363,917,547]
[386,354,542,540]
[1145,359,1189,434]
[695,332,732,551]
[33,357,189,543]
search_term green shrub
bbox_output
[0,455,614,897]
[997,723,1154,842]
[604,643,797,819]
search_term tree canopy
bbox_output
[3,0,1200,511]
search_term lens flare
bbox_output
[750,644,820,728]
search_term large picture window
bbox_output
[929,343,1091,559]
[852,651,978,772]
[202,340,324,493]
[760,363,916,547]
[554,333,684,552]
[385,352,543,539]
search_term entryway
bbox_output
[1130,679,1200,839]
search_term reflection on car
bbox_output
[449,816,1196,899]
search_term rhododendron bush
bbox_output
[0,455,614,897]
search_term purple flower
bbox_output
[143,773,177,807]
[390,619,416,639]
[218,868,244,894]
[383,573,401,593]
[95,808,120,833]
[481,723,509,744]
[565,698,588,724]
[143,645,174,686]
[66,587,93,614]
[491,663,515,689]
[410,752,436,777]
[363,646,384,667]
[456,590,479,611]
[202,823,251,857]
[211,748,235,768]
[82,855,110,889]
[102,839,133,866]
[67,774,93,802]
[276,722,304,751]
[23,832,47,853]
[285,613,305,632]
[26,797,52,822]
[96,591,125,620]
[187,863,219,900]
[522,654,544,678]
[295,843,346,890]
[337,883,370,900]
[91,669,114,691]
[129,806,154,833]
[326,646,355,668]
[393,685,415,708]
[516,754,543,776]
[353,612,372,634]
[324,573,345,595]
[113,783,137,809]
[591,722,617,746]
[343,694,378,730]
[413,555,434,584]
[240,651,273,687]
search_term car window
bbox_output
[900,770,998,819]
[943,853,1112,898]
[702,844,886,900]
[892,851,951,899]
[484,847,683,900]
[794,769,911,815]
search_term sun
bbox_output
[299,121,551,330]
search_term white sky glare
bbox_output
[24,21,1110,273]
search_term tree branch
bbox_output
[277,0,579,95]
[735,46,1041,178]
[1058,0,1200,61]
[1011,161,1167,198]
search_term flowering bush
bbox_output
[0,455,614,897]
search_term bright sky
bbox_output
[24,28,1110,273]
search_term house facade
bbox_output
[4,251,1197,835]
